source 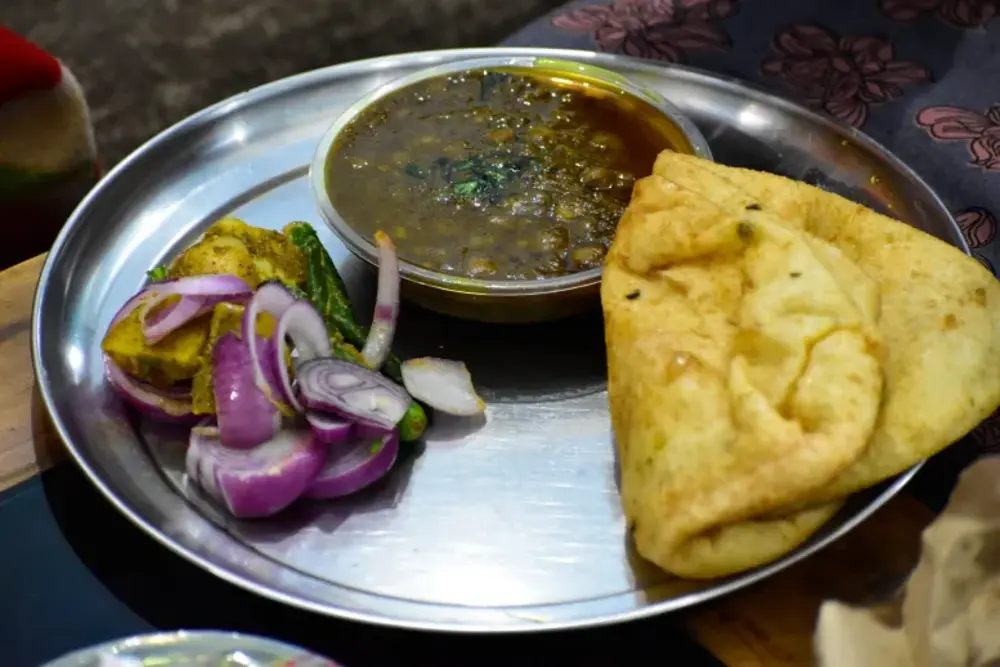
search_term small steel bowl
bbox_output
[40,630,341,666]
[310,55,712,323]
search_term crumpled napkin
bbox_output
[816,456,1000,667]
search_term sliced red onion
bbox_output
[305,431,399,499]
[148,274,252,296]
[186,423,325,519]
[259,335,287,405]
[272,301,333,413]
[143,295,216,344]
[295,358,411,431]
[401,357,485,416]
[243,281,299,407]
[305,411,354,444]
[140,274,252,344]
[104,356,199,424]
[110,291,154,327]
[361,231,400,370]
[213,332,281,450]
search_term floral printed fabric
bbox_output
[502,0,1000,459]
[916,104,1000,171]
[551,0,738,62]
[761,25,931,128]
[878,0,996,28]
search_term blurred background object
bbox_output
[3,0,567,166]
[0,25,99,268]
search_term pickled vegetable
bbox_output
[285,222,427,442]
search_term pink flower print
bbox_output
[955,206,997,274]
[955,206,997,248]
[761,25,931,128]
[879,0,997,29]
[916,105,1000,171]
[552,0,739,63]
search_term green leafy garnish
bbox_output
[146,265,170,281]
[435,152,538,204]
[451,179,483,197]
[403,163,426,180]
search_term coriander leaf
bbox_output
[403,163,426,180]
[146,265,169,281]
[452,180,483,197]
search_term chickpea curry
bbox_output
[325,68,688,280]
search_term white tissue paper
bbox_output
[815,456,1000,667]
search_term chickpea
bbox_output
[416,246,449,270]
[589,131,624,151]
[537,226,570,252]
[508,195,542,216]
[614,171,636,191]
[570,244,605,268]
[487,128,515,143]
[467,256,498,277]
[581,166,615,190]
[527,126,556,146]
[551,144,577,162]
[534,252,566,276]
[576,216,599,238]
[554,197,587,221]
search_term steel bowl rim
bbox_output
[308,54,713,297]
[32,47,941,634]
[38,630,331,666]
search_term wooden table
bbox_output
[0,253,935,666]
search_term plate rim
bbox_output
[32,46,935,634]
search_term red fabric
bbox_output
[0,26,62,102]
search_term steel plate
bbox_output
[33,48,951,633]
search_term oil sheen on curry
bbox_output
[325,68,690,281]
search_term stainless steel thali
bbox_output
[33,48,954,633]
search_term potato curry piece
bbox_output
[168,217,307,288]
[102,305,209,388]
[102,218,306,389]
[326,68,688,280]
